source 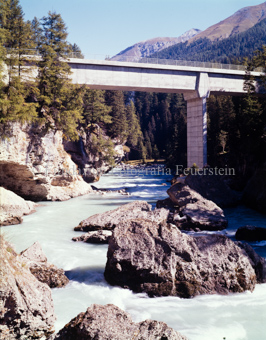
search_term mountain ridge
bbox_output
[111,28,201,61]
[188,1,266,43]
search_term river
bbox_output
[1,166,266,340]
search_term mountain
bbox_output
[152,17,266,63]
[188,1,266,43]
[111,28,201,62]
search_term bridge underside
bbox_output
[19,58,253,168]
[67,59,254,168]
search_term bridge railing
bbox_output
[4,49,264,72]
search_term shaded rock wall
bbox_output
[243,166,266,213]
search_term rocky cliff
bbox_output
[0,123,123,201]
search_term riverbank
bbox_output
[1,168,266,340]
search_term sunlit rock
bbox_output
[0,187,36,226]
[53,304,187,340]
[74,200,169,232]
[20,241,69,288]
[0,123,92,201]
[167,182,228,230]
[105,219,258,298]
[0,238,56,339]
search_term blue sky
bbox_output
[20,0,264,59]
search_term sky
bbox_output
[19,0,264,59]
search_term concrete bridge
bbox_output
[67,57,261,168]
[8,55,260,168]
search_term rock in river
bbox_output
[54,304,187,340]
[20,241,69,288]
[167,182,228,231]
[104,219,259,298]
[235,225,266,242]
[0,238,56,339]
[72,230,112,244]
[0,187,36,226]
[74,200,169,232]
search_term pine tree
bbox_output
[83,89,112,130]
[37,11,83,140]
[31,17,42,51]
[0,0,37,129]
[105,90,128,143]
[69,43,84,58]
[1,0,34,80]
[126,100,142,147]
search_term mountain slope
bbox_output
[152,18,266,63]
[188,1,266,43]
[111,28,201,61]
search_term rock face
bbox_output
[64,130,124,183]
[0,238,56,339]
[0,123,92,201]
[74,200,169,232]
[72,230,112,244]
[105,220,258,298]
[54,304,187,340]
[20,242,69,288]
[0,187,36,226]
[185,173,240,208]
[242,167,266,213]
[167,182,228,231]
[235,226,266,242]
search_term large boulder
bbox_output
[53,304,187,340]
[242,166,266,213]
[185,172,240,208]
[104,220,258,298]
[235,225,266,242]
[0,238,56,339]
[167,182,227,231]
[0,187,36,226]
[20,242,69,288]
[74,200,169,232]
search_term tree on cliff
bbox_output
[0,0,34,79]
[83,89,112,130]
[0,0,37,132]
[37,11,83,140]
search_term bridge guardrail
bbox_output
[4,49,264,72]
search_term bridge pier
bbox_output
[184,72,210,168]
[186,96,207,168]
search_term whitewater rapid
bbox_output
[2,167,266,340]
